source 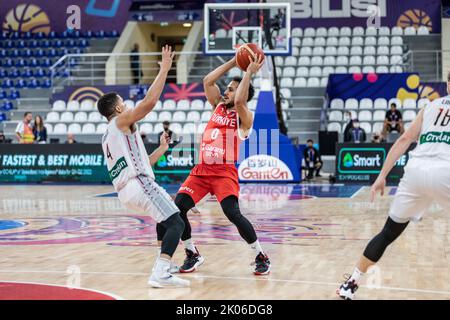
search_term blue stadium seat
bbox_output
[2,101,13,111]
[107,30,119,37]
[1,79,13,88]
[35,68,46,77]
[4,58,13,67]
[42,78,51,88]
[29,40,38,48]
[29,58,38,67]
[15,58,26,67]
[0,112,6,122]
[79,39,88,47]
[84,30,93,38]
[21,69,33,77]
[40,58,51,67]
[48,48,57,57]
[34,32,45,39]
[0,90,5,99]
[9,89,19,99]
[22,49,32,57]
[59,48,69,56]
[0,49,6,57]
[48,31,58,39]
[16,79,26,88]
[28,78,39,88]
[67,39,76,47]
[42,39,51,48]
[8,69,19,78]
[18,40,25,48]
[54,39,63,48]
[95,30,105,38]
[35,48,45,57]
[0,69,5,77]
[23,32,32,39]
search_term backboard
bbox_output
[204,2,291,56]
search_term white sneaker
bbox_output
[152,257,180,274]
[148,272,190,288]
[337,279,359,300]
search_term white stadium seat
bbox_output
[68,123,81,134]
[163,99,176,110]
[339,37,351,46]
[46,123,53,134]
[300,47,312,56]
[390,66,403,73]
[60,111,74,122]
[52,100,66,111]
[390,55,403,65]
[153,123,163,134]
[403,98,417,109]
[88,112,102,122]
[345,98,358,110]
[340,27,351,36]
[362,66,375,73]
[74,111,87,122]
[360,122,372,133]
[320,77,328,87]
[337,46,349,56]
[80,99,94,111]
[66,100,79,111]
[285,56,297,66]
[96,123,108,134]
[359,98,373,110]
[312,47,325,56]
[183,123,197,134]
[191,99,204,110]
[350,46,363,56]
[352,27,364,36]
[177,99,190,110]
[292,47,300,56]
[373,110,386,121]
[417,26,430,35]
[326,37,338,47]
[335,66,348,73]
[296,67,309,77]
[329,110,343,121]
[302,38,314,47]
[294,78,307,88]
[330,98,344,110]
[391,26,403,36]
[170,123,182,134]
[322,66,335,77]
[377,46,389,56]
[172,111,186,122]
[363,56,376,66]
[379,26,390,36]
[378,36,390,46]
[314,37,326,47]
[374,98,388,109]
[391,46,403,56]
[376,66,389,73]
[280,88,291,99]
[365,27,377,36]
[351,36,364,46]
[187,111,201,122]
[365,36,377,46]
[307,77,320,87]
[139,123,153,135]
[403,110,417,121]
[53,123,67,134]
[404,27,416,35]
[316,27,327,37]
[363,46,376,56]
[292,28,302,37]
[311,56,323,66]
[328,27,339,37]
[327,122,341,132]
[283,67,296,77]
[323,56,336,66]
[377,55,390,65]
[46,111,59,123]
[309,67,322,77]
[280,78,293,88]
[348,66,361,73]
[391,36,403,46]
[159,111,172,122]
[298,56,310,66]
[145,111,158,122]
[304,27,315,37]
[82,123,96,134]
[373,122,384,133]
[325,46,337,56]
[336,56,349,66]
[349,56,362,66]
[358,110,372,121]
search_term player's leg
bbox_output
[126,179,189,287]
[153,223,179,273]
[176,175,210,273]
[338,166,430,299]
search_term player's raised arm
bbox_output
[117,45,175,130]
[234,54,263,130]
[203,57,237,108]
[370,108,424,201]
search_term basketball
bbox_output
[235,43,265,71]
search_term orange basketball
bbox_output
[235,43,265,71]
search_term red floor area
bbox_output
[0,282,118,300]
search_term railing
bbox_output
[402,50,442,81]
[50,51,222,90]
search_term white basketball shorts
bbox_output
[389,157,450,223]
[118,175,179,223]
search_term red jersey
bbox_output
[191,103,246,176]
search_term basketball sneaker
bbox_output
[337,277,359,300]
[254,252,271,275]
[152,257,180,274]
[148,272,190,288]
[179,248,204,273]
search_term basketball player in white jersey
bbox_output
[97,45,189,288]
[338,76,450,299]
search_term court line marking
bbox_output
[1,269,449,297]
[0,279,124,300]
[350,186,366,198]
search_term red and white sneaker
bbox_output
[179,248,205,273]
[254,253,271,275]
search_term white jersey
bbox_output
[409,95,450,162]
[101,117,155,192]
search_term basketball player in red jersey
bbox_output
[157,54,270,275]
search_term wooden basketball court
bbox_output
[0,183,448,300]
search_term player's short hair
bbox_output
[23,112,31,118]
[307,139,313,143]
[232,76,255,102]
[97,92,120,119]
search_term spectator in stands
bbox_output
[382,102,404,138]
[158,120,179,144]
[303,139,322,180]
[346,119,366,143]
[65,133,78,144]
[0,131,5,143]
[343,111,354,142]
[15,112,35,144]
[33,115,47,144]
[130,43,142,84]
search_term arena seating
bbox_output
[327,97,429,134]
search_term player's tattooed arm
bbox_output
[234,54,264,130]
[371,108,424,201]
[203,57,237,109]
[149,132,170,166]
[117,45,174,130]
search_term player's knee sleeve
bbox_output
[220,196,257,244]
[174,193,194,241]
[160,214,185,257]
[363,217,409,262]
[175,193,195,213]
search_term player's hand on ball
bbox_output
[159,45,175,72]
[247,54,264,75]
[370,176,386,202]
